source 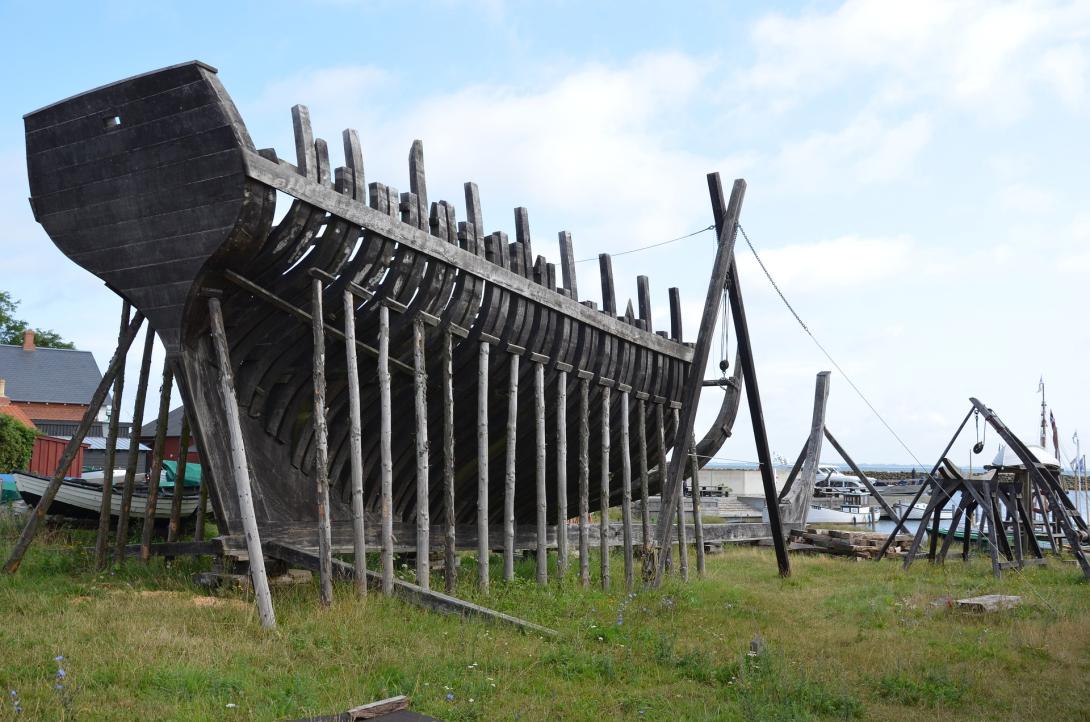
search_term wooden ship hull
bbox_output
[25,61,741,552]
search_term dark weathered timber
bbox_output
[3,313,144,574]
[555,370,569,579]
[140,357,174,562]
[413,319,430,591]
[534,362,548,584]
[690,449,705,578]
[311,279,334,605]
[379,305,394,596]
[578,377,591,588]
[95,299,130,568]
[503,353,519,581]
[652,177,747,585]
[620,390,634,590]
[343,290,367,596]
[114,326,155,564]
[207,297,276,628]
[477,342,490,591]
[668,288,683,342]
[600,385,611,590]
[599,254,617,315]
[823,428,897,521]
[167,414,191,543]
[780,372,830,528]
[558,231,578,300]
[441,331,456,593]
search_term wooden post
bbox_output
[656,403,673,573]
[207,297,276,628]
[600,385,611,590]
[194,473,209,542]
[95,299,130,568]
[114,325,155,564]
[139,363,175,561]
[535,362,548,585]
[503,353,519,581]
[477,341,490,591]
[413,319,430,591]
[675,413,689,582]
[823,428,898,522]
[379,304,394,596]
[343,290,367,596]
[3,313,145,574]
[555,371,569,580]
[442,331,456,593]
[166,414,191,543]
[578,376,591,588]
[620,390,634,591]
[637,399,651,553]
[653,177,759,584]
[690,449,705,578]
[310,279,334,605]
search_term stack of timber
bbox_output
[23,61,749,565]
[790,527,915,560]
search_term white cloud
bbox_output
[998,182,1058,214]
[736,235,914,293]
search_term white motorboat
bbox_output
[891,501,954,521]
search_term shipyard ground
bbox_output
[1,511,1088,721]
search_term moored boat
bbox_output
[12,472,199,520]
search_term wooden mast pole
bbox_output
[4,312,145,574]
[207,296,276,628]
[343,290,367,596]
[94,299,130,568]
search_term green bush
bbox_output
[0,413,37,472]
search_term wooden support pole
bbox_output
[656,403,673,573]
[620,390,634,591]
[690,449,706,578]
[555,371,569,580]
[504,353,519,581]
[535,362,548,585]
[94,299,130,568]
[195,472,209,542]
[4,313,144,575]
[139,363,175,561]
[780,373,831,529]
[600,385,611,590]
[674,409,689,581]
[311,279,334,605]
[207,297,275,628]
[413,319,430,591]
[653,177,757,584]
[442,332,456,593]
[637,399,652,554]
[166,414,191,543]
[578,377,591,588]
[343,290,367,596]
[379,304,394,596]
[114,325,155,564]
[477,341,490,591]
[823,428,897,522]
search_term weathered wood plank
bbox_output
[558,231,578,300]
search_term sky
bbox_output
[0,0,1087,471]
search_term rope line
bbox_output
[575,225,714,263]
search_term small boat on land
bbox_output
[12,472,200,520]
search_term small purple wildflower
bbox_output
[445,692,455,702]
[56,669,66,679]
[54,656,64,663]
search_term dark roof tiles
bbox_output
[0,343,103,405]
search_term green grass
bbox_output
[2,508,1089,720]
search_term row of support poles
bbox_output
[94,300,130,568]
[114,325,155,565]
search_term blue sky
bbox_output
[1,0,1087,469]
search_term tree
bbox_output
[0,414,36,473]
[0,291,75,349]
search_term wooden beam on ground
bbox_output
[140,362,175,561]
[343,290,367,596]
[114,540,220,559]
[3,313,145,574]
[264,543,557,637]
[95,299,130,568]
[207,296,276,628]
[114,325,155,564]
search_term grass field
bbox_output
[2,510,1089,721]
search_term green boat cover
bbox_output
[1,474,19,503]
[159,461,202,489]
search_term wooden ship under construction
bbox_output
[22,61,779,614]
